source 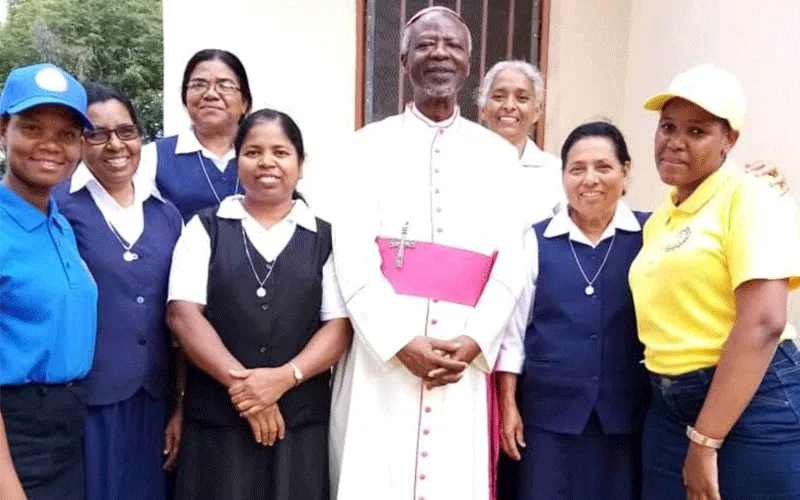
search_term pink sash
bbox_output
[375,237,497,307]
[376,235,500,499]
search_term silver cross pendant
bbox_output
[389,221,416,269]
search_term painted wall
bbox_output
[161,0,357,216]
[545,0,800,326]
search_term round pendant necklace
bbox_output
[568,233,616,296]
[240,223,274,297]
[104,218,139,262]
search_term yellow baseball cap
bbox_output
[643,64,746,131]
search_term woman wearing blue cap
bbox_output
[52,82,183,500]
[0,63,98,500]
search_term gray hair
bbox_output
[399,18,473,56]
[476,60,545,110]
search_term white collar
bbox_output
[69,162,165,203]
[175,129,236,162]
[520,138,553,168]
[216,195,318,232]
[405,103,460,129]
[543,200,641,247]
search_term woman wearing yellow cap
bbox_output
[629,65,800,499]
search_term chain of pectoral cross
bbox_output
[389,221,416,268]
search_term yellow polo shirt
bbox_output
[629,161,800,375]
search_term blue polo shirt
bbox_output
[0,184,98,385]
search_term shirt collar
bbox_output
[216,195,318,232]
[405,103,460,130]
[668,160,736,215]
[0,183,66,232]
[520,138,547,167]
[69,162,166,203]
[544,200,641,245]
[175,129,236,162]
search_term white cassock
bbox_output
[329,105,527,500]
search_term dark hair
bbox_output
[82,81,140,128]
[234,108,306,201]
[560,121,631,169]
[181,49,253,118]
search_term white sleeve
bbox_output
[461,153,530,373]
[167,216,211,305]
[495,228,538,374]
[319,253,348,321]
[135,141,158,190]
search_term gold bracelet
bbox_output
[686,425,724,449]
[287,361,304,387]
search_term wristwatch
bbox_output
[287,361,304,387]
[686,425,724,449]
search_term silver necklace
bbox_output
[240,223,274,297]
[568,233,616,295]
[103,218,139,262]
[197,152,239,203]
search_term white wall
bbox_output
[162,0,357,216]
[546,0,800,326]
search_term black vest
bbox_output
[183,207,332,429]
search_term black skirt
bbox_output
[174,419,329,500]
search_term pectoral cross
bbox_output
[389,221,416,269]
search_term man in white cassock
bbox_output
[329,6,527,500]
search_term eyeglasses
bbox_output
[83,124,141,145]
[186,80,241,95]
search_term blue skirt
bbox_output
[642,341,800,500]
[83,388,167,500]
[517,412,641,500]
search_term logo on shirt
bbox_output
[35,67,69,93]
[663,227,691,252]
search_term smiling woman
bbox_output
[51,81,184,500]
[495,121,649,500]
[0,62,98,500]
[165,108,352,500]
[478,60,565,226]
[138,49,253,222]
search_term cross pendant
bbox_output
[389,221,416,269]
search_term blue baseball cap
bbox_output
[0,63,93,129]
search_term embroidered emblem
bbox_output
[663,227,691,252]
[35,67,68,93]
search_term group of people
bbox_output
[1,5,799,500]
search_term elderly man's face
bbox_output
[402,11,470,100]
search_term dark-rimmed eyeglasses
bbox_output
[186,80,241,95]
[83,125,141,145]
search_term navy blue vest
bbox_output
[182,208,332,430]
[520,212,651,435]
[53,183,183,406]
[155,135,239,221]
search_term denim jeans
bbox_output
[642,341,800,500]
